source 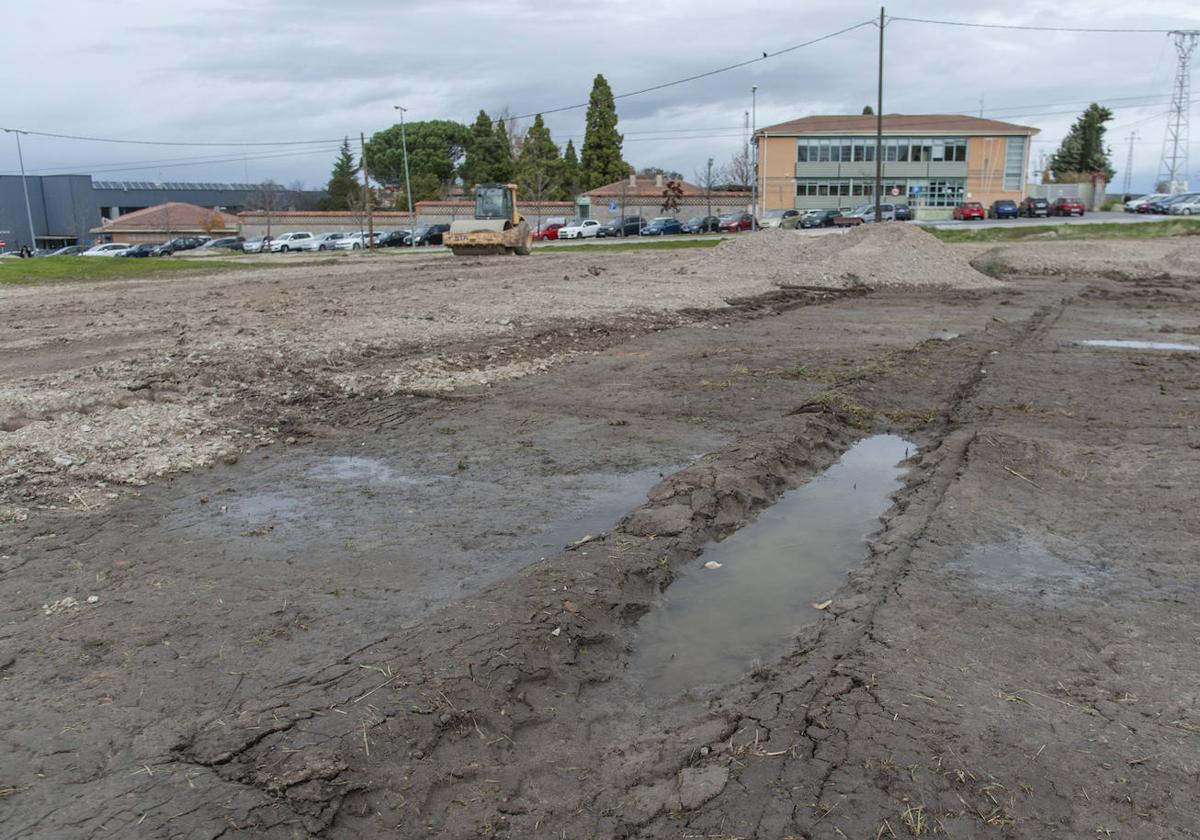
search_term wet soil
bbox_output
[2,243,1199,838]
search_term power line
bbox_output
[513,18,877,120]
[889,15,1180,35]
[0,128,343,148]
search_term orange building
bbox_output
[755,114,1039,219]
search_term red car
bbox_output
[533,222,564,241]
[1050,197,1085,217]
[952,202,985,221]
[718,212,754,232]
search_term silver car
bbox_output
[242,236,269,254]
[299,232,346,251]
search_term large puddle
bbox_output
[1077,339,1200,352]
[629,434,913,697]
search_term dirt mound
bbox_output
[1165,238,1200,276]
[697,224,999,289]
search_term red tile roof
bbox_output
[91,202,240,234]
[585,176,750,199]
[758,114,1039,136]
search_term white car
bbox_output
[299,232,346,252]
[81,243,133,257]
[335,232,381,251]
[1125,193,1166,212]
[557,219,602,239]
[269,232,314,252]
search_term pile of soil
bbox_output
[970,237,1200,279]
[696,224,999,289]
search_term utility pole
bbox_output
[750,85,758,230]
[3,128,38,251]
[360,132,375,252]
[1122,131,1139,196]
[393,105,416,247]
[1159,30,1199,194]
[874,6,885,223]
[706,157,714,217]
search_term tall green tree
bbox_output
[861,105,875,115]
[319,138,360,210]
[492,119,516,182]
[580,74,630,189]
[1049,103,1116,182]
[562,139,581,197]
[366,119,471,197]
[461,110,516,187]
[517,114,565,201]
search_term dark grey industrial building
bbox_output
[0,175,322,250]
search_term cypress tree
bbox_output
[581,74,629,189]
[321,137,360,210]
[1050,103,1116,182]
[517,114,563,201]
[562,139,581,198]
[493,119,516,183]
[461,110,495,189]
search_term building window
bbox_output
[1003,137,1026,191]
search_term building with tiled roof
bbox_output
[755,113,1040,218]
[89,203,240,243]
[582,174,751,221]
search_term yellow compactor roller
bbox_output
[444,183,533,256]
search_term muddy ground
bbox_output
[2,235,1199,838]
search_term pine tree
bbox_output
[321,138,360,211]
[492,120,516,183]
[1050,103,1116,182]
[461,110,495,189]
[862,105,875,116]
[562,139,581,198]
[580,74,629,189]
[517,114,563,202]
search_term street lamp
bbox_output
[392,105,416,248]
[750,86,758,231]
[3,128,38,252]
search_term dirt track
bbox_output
[2,233,1199,838]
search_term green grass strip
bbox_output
[0,256,249,286]
[928,218,1200,243]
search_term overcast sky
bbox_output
[1,0,1196,193]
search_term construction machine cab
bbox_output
[474,183,519,226]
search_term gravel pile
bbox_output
[696,224,999,289]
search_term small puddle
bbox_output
[1077,339,1200,352]
[629,434,913,697]
[307,456,445,485]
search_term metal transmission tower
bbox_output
[1159,30,1199,194]
[1122,131,1138,196]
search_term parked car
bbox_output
[1049,197,1085,217]
[952,202,986,221]
[597,216,645,237]
[1125,193,1165,212]
[799,209,842,229]
[558,219,603,239]
[377,229,412,247]
[1168,196,1200,215]
[718,212,754,232]
[1019,197,1050,218]
[408,224,449,246]
[681,215,721,233]
[43,245,82,256]
[893,204,912,221]
[269,231,314,252]
[242,236,269,253]
[121,242,163,258]
[849,203,895,223]
[298,232,345,251]
[758,209,802,229]
[640,216,684,236]
[153,236,208,256]
[335,232,381,250]
[81,242,134,257]
[832,213,864,227]
[195,236,244,252]
[988,200,1020,219]
[1144,194,1189,214]
[533,222,564,241]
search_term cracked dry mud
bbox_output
[2,235,1199,839]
